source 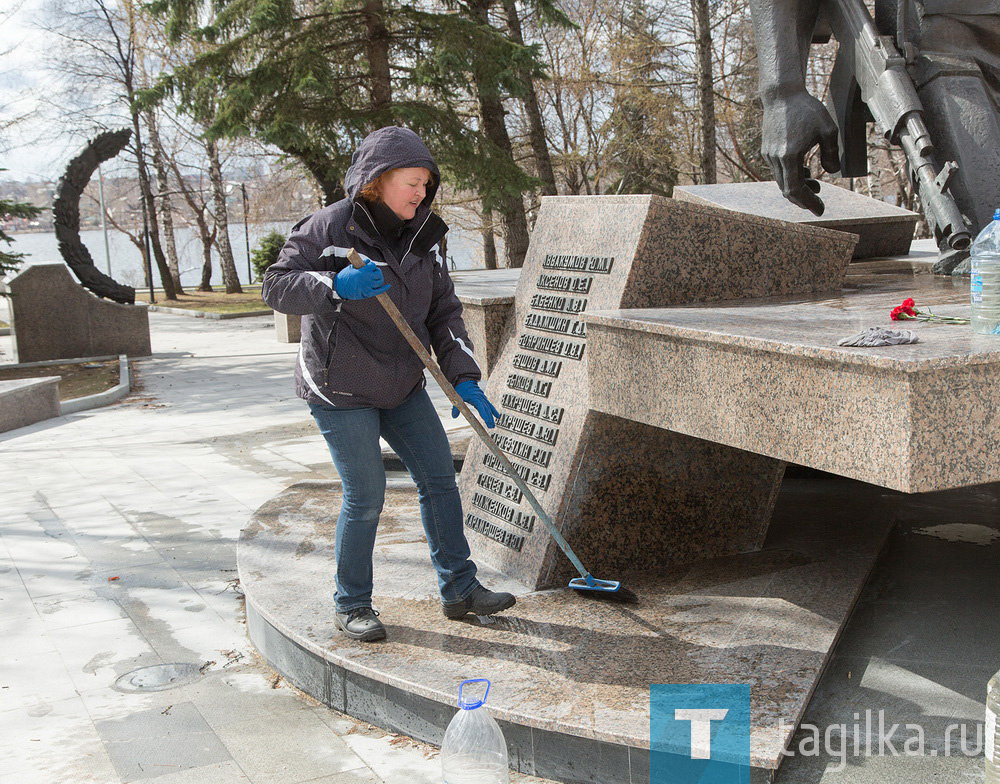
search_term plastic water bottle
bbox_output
[440,678,508,784]
[970,208,1000,335]
[987,671,1000,783]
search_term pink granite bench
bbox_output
[0,377,61,434]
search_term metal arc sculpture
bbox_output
[52,128,136,304]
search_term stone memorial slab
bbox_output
[7,263,151,363]
[457,194,857,590]
[269,269,521,378]
[674,181,918,259]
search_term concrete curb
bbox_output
[0,354,120,370]
[61,354,131,415]
[146,305,273,319]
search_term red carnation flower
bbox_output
[888,298,968,325]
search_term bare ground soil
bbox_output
[0,359,120,401]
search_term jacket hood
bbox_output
[344,127,441,206]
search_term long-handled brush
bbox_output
[346,249,636,603]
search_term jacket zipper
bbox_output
[324,320,338,387]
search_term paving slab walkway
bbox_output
[0,312,552,784]
[2,302,998,784]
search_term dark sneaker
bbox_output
[335,607,386,641]
[442,585,516,619]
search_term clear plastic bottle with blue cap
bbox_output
[970,208,1000,335]
[440,678,508,784]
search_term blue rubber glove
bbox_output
[452,380,500,428]
[334,261,390,300]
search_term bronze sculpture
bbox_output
[749,0,1000,273]
[53,129,136,302]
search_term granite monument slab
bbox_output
[674,181,918,260]
[451,268,521,378]
[274,311,301,343]
[457,195,857,590]
[6,263,151,363]
[271,269,521,378]
[584,256,1000,493]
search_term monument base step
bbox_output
[239,473,897,783]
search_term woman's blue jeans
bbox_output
[309,389,478,612]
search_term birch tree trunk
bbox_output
[145,109,184,294]
[205,138,243,294]
[129,110,176,300]
[169,157,216,291]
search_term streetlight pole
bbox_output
[97,164,112,275]
[240,183,251,284]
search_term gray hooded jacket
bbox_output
[261,127,482,409]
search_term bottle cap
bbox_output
[994,208,1000,221]
[458,678,490,710]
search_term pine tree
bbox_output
[0,190,42,276]
[603,0,680,195]
[148,0,546,265]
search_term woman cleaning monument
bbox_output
[262,126,515,642]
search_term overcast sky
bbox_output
[1,0,82,182]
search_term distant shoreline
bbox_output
[4,220,306,235]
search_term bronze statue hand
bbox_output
[761,90,841,216]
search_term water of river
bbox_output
[6,221,485,289]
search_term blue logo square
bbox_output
[650,684,752,784]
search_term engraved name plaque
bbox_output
[458,195,848,588]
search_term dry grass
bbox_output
[136,285,270,314]
[0,359,120,401]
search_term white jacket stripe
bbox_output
[298,347,336,406]
[450,329,481,371]
[306,271,334,289]
[319,246,383,266]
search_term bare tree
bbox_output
[145,107,184,294]
[41,0,179,299]
[500,0,559,196]
[466,0,531,268]
[167,154,217,291]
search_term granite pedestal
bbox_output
[674,181,918,259]
[452,268,521,377]
[241,240,1000,782]
[459,195,857,590]
[274,311,302,343]
[6,263,151,362]
[240,474,894,783]
[584,253,1000,493]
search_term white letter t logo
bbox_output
[674,708,729,759]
